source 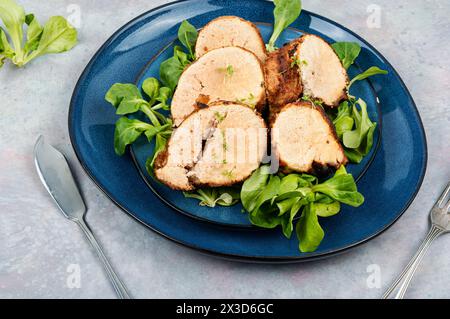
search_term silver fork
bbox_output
[383,182,450,299]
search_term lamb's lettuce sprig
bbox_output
[105,79,173,165]
[160,20,198,91]
[105,20,199,172]
[330,41,387,163]
[331,42,361,70]
[334,99,377,163]
[266,0,302,52]
[331,41,388,91]
[241,165,364,252]
[184,187,241,208]
[348,66,388,89]
[0,0,77,68]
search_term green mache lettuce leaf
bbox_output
[114,117,152,155]
[0,0,25,56]
[312,166,364,207]
[184,187,240,208]
[149,133,168,166]
[281,197,305,238]
[33,16,77,55]
[142,77,160,102]
[267,0,302,52]
[248,203,284,229]
[251,174,281,215]
[333,101,354,139]
[343,99,373,149]
[296,203,325,252]
[105,83,148,115]
[0,1,77,68]
[177,20,198,58]
[174,45,190,66]
[313,201,341,217]
[240,166,364,252]
[144,123,171,142]
[155,86,173,110]
[159,55,185,91]
[159,28,197,91]
[0,27,14,58]
[105,83,142,107]
[333,99,377,164]
[348,66,388,89]
[24,13,43,52]
[344,148,363,163]
[276,197,300,216]
[240,165,272,212]
[116,97,149,115]
[331,42,361,69]
[278,174,302,194]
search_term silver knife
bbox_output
[34,136,131,299]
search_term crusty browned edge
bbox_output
[153,148,169,170]
[172,46,267,126]
[156,101,268,190]
[153,149,194,191]
[272,101,348,176]
[296,34,349,108]
[195,15,267,61]
[264,38,303,122]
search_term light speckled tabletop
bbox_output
[1,0,449,299]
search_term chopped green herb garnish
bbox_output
[302,95,323,107]
[214,111,226,123]
[221,129,228,151]
[237,92,256,107]
[218,64,234,77]
[226,64,234,77]
[222,170,234,179]
[291,57,308,68]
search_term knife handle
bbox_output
[76,218,132,299]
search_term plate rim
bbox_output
[68,0,428,263]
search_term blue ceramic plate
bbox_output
[69,0,427,262]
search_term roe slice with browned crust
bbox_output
[195,16,267,62]
[264,39,303,119]
[171,47,266,127]
[294,34,348,107]
[271,101,347,175]
[154,101,267,190]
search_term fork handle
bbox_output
[382,224,443,299]
[76,218,132,299]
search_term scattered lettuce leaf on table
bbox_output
[0,0,77,68]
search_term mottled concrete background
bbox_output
[1,0,449,299]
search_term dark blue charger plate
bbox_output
[69,0,427,262]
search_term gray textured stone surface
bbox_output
[1,0,449,299]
